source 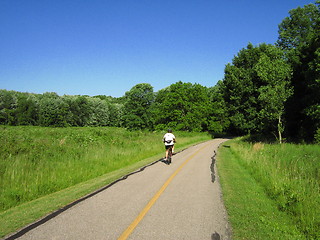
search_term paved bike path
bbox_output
[14,139,231,240]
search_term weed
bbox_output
[0,126,210,213]
[218,139,320,239]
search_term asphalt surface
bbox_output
[13,139,231,240]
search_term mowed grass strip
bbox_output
[0,126,211,237]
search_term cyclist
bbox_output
[163,129,176,163]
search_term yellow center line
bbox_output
[117,142,211,240]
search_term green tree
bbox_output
[277,1,320,141]
[153,81,211,131]
[254,49,293,143]
[0,90,17,125]
[63,95,90,126]
[277,3,319,51]
[108,103,124,127]
[123,83,154,130]
[15,93,39,125]
[86,97,111,126]
[207,82,230,134]
[93,95,125,127]
[221,43,292,139]
[221,43,265,135]
[38,92,69,127]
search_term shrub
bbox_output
[315,128,320,144]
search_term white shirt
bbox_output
[163,133,175,146]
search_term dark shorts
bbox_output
[165,145,174,150]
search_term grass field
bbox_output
[217,138,320,240]
[0,126,211,237]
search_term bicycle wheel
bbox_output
[168,147,172,164]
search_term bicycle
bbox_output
[167,146,173,164]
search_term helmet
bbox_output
[168,129,172,133]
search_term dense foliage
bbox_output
[0,91,124,128]
[221,43,292,140]
[0,82,227,133]
[220,1,320,142]
[277,1,320,141]
[1,1,319,142]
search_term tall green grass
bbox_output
[218,138,320,239]
[0,126,211,213]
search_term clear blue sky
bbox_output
[0,0,314,97]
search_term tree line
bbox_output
[1,1,319,142]
[0,82,224,132]
[220,1,320,142]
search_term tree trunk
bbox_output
[278,115,282,144]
